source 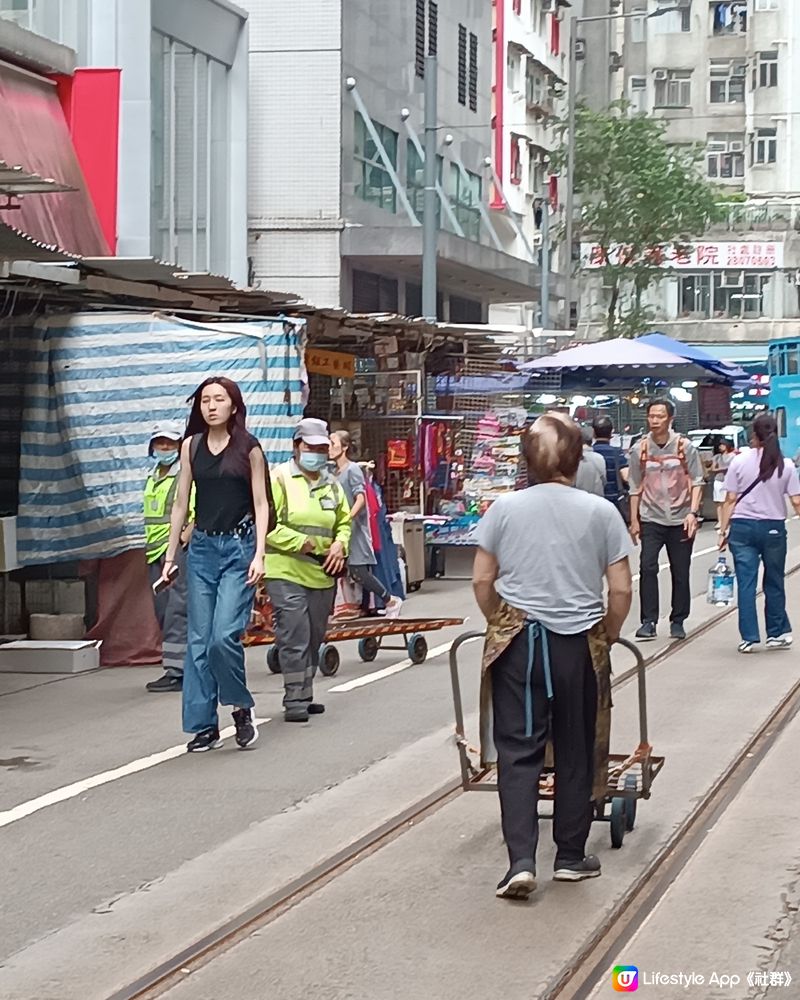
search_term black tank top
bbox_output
[192,433,258,533]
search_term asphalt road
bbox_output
[0,521,793,987]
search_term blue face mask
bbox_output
[154,450,179,468]
[299,452,328,473]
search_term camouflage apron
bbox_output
[480,599,612,803]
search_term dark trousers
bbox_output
[349,564,390,612]
[639,521,694,625]
[266,579,335,710]
[491,627,597,869]
[147,545,188,676]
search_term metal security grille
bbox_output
[457,24,467,105]
[468,31,478,112]
[415,0,426,77]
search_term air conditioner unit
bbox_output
[732,64,747,77]
[729,140,744,152]
[653,69,669,81]
[708,141,727,152]
[721,271,745,288]
[630,77,647,91]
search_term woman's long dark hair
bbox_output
[753,412,784,481]
[185,376,252,477]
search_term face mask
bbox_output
[299,452,328,473]
[155,450,179,468]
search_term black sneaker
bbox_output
[635,621,657,641]
[186,727,222,753]
[145,673,182,693]
[284,706,310,723]
[670,621,687,641]
[553,855,602,882]
[496,861,537,900]
[307,703,326,715]
[232,708,258,749]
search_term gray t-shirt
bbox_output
[475,483,632,634]
[335,461,376,566]
[575,447,606,496]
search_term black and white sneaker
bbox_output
[635,622,657,641]
[553,855,602,882]
[496,862,537,900]
[232,708,258,749]
[766,634,793,650]
[186,727,222,753]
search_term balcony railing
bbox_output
[711,202,800,232]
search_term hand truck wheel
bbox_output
[358,636,379,662]
[610,796,626,849]
[624,773,638,832]
[408,633,428,664]
[318,643,340,677]
[267,645,281,674]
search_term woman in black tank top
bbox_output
[160,377,272,753]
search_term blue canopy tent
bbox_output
[638,333,748,384]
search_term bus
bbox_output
[768,337,800,458]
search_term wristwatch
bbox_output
[690,510,701,519]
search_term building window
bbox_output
[709,59,746,103]
[751,127,777,165]
[757,50,778,88]
[428,1,438,57]
[550,12,560,54]
[457,24,467,106]
[352,270,399,314]
[630,9,646,43]
[653,69,692,108]
[415,1,438,78]
[712,1,746,35]
[629,76,647,113]
[652,1,691,33]
[526,62,548,109]
[706,133,745,180]
[450,165,482,241]
[507,49,521,94]
[679,272,769,319]
[510,136,523,185]
[468,31,478,112]
[354,113,398,213]
[151,32,230,273]
[406,140,442,224]
[754,0,778,9]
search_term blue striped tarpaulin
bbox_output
[17,312,306,566]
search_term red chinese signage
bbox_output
[581,241,784,270]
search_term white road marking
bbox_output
[0,718,270,830]
[328,636,481,693]
[631,543,719,584]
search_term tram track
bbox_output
[108,591,798,1000]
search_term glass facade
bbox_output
[151,30,230,272]
[354,113,398,213]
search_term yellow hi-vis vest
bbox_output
[144,472,179,564]
[265,462,351,589]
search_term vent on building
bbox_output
[415,0,426,78]
[468,31,478,111]
[458,24,467,105]
[428,1,438,56]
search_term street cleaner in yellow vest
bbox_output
[144,423,195,693]
[265,418,351,722]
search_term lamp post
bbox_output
[563,6,682,331]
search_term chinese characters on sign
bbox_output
[305,348,357,380]
[581,241,784,270]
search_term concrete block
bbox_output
[54,581,86,616]
[29,614,86,641]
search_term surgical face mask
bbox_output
[299,451,328,473]
[154,449,179,468]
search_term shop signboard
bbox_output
[305,348,356,379]
[580,241,784,270]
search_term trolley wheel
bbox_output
[319,643,340,677]
[267,646,281,674]
[358,636,379,662]
[408,633,428,664]
[624,773,638,832]
[610,797,626,849]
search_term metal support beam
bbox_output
[422,54,438,320]
[451,154,503,253]
[484,163,536,262]
[403,121,464,238]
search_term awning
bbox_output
[0,60,108,256]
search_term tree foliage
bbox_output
[552,101,718,338]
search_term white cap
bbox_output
[293,417,330,446]
[148,422,184,454]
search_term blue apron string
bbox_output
[524,621,553,739]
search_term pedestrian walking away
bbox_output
[711,439,735,528]
[574,424,606,496]
[329,429,402,618]
[592,415,630,523]
[144,422,194,693]
[158,377,272,753]
[718,413,800,654]
[266,418,351,723]
[473,413,633,900]
[628,399,705,642]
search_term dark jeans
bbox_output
[728,519,790,644]
[491,626,597,870]
[639,521,694,625]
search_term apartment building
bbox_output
[244,0,564,320]
[576,0,800,345]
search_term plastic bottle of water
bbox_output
[707,556,735,607]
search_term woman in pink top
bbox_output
[719,413,800,653]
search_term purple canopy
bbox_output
[519,337,735,386]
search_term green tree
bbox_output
[552,101,718,339]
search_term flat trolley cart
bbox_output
[248,616,464,679]
[449,632,665,849]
